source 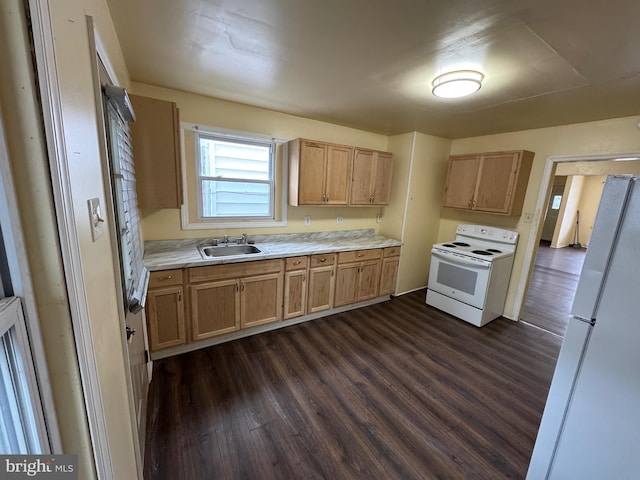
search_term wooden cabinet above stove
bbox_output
[442,150,534,215]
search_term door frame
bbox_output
[511,151,640,321]
[89,16,149,471]
[27,2,126,478]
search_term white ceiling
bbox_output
[106,0,640,138]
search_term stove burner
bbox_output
[487,248,502,253]
[472,250,493,255]
[442,243,458,247]
[452,242,470,247]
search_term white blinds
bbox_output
[106,98,148,312]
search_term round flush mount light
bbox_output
[432,70,484,98]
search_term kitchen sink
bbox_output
[199,244,262,258]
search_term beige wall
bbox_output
[32,0,138,478]
[446,115,640,319]
[555,176,585,247]
[131,83,392,241]
[577,175,607,247]
[0,0,93,470]
[384,132,451,294]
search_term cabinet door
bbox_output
[442,154,480,209]
[190,279,239,341]
[325,145,352,205]
[371,152,393,205]
[129,94,182,209]
[357,260,382,301]
[474,152,520,213]
[147,286,186,351]
[350,149,375,205]
[298,141,327,205]
[284,269,307,319]
[379,256,399,296]
[334,263,360,307]
[241,272,283,328]
[307,265,335,313]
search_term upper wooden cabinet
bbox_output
[442,150,534,215]
[350,149,393,205]
[288,139,353,206]
[129,94,182,209]
[288,139,393,206]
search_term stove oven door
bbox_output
[428,249,491,309]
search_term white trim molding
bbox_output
[28,1,114,478]
[510,151,640,321]
[180,122,289,230]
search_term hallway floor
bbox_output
[522,241,587,337]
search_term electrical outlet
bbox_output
[376,214,382,223]
[88,197,105,242]
[304,215,311,226]
[336,216,343,224]
[524,212,533,223]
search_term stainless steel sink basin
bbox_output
[199,244,262,258]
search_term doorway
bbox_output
[517,157,640,337]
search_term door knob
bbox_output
[126,325,136,340]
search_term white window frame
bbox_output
[0,297,47,454]
[180,123,288,230]
[195,132,275,221]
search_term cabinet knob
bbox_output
[293,260,301,265]
[357,253,364,257]
[319,257,326,263]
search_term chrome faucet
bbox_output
[222,235,229,244]
[238,233,248,244]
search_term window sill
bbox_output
[181,205,287,230]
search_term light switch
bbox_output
[88,198,105,241]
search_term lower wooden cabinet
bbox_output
[148,246,400,355]
[190,279,240,341]
[147,269,186,352]
[147,286,186,351]
[379,246,401,296]
[187,259,284,342]
[334,249,382,307]
[284,256,309,319]
[307,254,336,313]
[241,272,283,328]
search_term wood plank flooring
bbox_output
[522,242,587,337]
[144,290,561,480]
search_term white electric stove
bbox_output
[426,224,519,327]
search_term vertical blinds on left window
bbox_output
[105,97,148,312]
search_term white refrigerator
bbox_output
[527,175,640,479]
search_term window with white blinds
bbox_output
[105,99,147,312]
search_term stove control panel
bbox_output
[456,224,518,244]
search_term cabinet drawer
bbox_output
[309,253,336,267]
[285,256,309,271]
[149,269,183,288]
[338,249,382,264]
[383,246,401,258]
[188,259,283,283]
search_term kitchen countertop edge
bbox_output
[144,231,402,272]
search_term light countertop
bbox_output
[144,229,402,271]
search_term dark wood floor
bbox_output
[521,241,587,337]
[144,290,561,480]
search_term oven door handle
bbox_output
[431,251,491,268]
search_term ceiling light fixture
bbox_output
[432,70,484,99]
